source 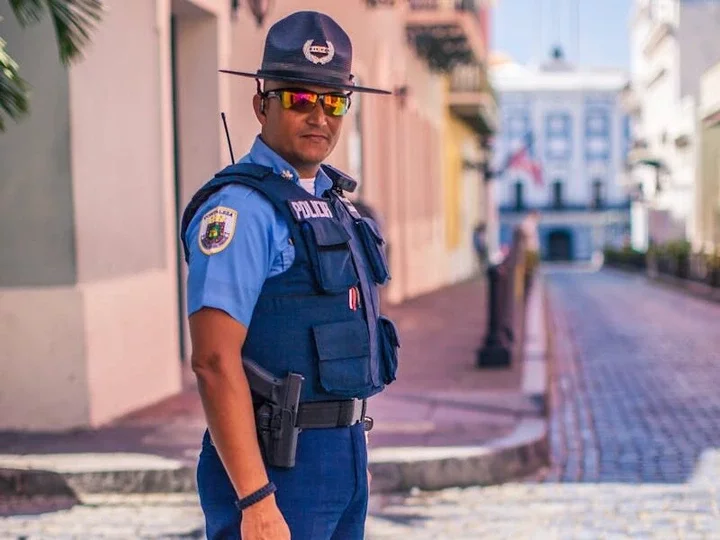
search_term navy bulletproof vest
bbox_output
[180,163,400,402]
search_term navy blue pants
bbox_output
[196,423,369,540]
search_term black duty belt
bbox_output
[296,399,371,430]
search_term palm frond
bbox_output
[9,0,48,25]
[10,0,104,65]
[0,37,30,132]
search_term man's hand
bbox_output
[241,496,291,539]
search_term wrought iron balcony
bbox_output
[406,0,487,71]
[620,83,641,115]
[499,201,632,214]
[448,62,497,135]
[643,3,676,57]
[626,138,653,166]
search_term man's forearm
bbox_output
[194,355,270,498]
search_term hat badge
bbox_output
[303,40,335,65]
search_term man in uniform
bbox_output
[180,11,399,540]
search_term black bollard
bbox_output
[477,263,512,368]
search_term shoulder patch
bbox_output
[198,206,237,255]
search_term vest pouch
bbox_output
[378,316,400,385]
[301,219,358,294]
[356,218,391,285]
[312,319,372,397]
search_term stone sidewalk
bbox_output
[0,274,549,498]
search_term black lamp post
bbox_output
[247,0,273,26]
[636,158,669,194]
[232,0,274,27]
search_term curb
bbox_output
[605,265,720,304]
[647,270,720,303]
[367,418,547,493]
[0,277,552,497]
[0,454,197,497]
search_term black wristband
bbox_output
[236,481,277,512]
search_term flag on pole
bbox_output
[503,132,543,186]
[507,147,543,186]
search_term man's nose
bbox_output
[306,100,328,126]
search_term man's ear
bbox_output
[252,93,267,124]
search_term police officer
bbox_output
[180,11,399,540]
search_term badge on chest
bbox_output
[288,199,334,221]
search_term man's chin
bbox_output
[296,149,331,167]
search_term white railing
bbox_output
[450,63,486,92]
[409,0,478,13]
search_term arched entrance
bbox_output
[547,229,573,261]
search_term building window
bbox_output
[586,110,609,136]
[504,109,531,158]
[505,109,530,138]
[545,112,572,161]
[552,180,564,208]
[585,107,611,162]
[592,179,605,208]
[623,115,632,160]
[514,181,524,210]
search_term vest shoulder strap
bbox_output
[180,163,311,263]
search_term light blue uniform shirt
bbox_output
[185,136,334,326]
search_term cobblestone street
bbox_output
[2,269,720,538]
[543,268,720,485]
[366,267,720,539]
[366,480,720,539]
[0,495,205,539]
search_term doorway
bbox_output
[547,229,573,261]
[170,0,221,362]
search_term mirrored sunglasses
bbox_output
[263,88,352,117]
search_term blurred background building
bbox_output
[696,60,720,254]
[0,0,498,430]
[491,47,632,262]
[623,0,720,251]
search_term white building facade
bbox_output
[625,0,720,249]
[491,50,632,261]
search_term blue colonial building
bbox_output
[489,49,632,261]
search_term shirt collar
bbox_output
[244,136,334,197]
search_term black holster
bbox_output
[254,401,301,469]
[243,359,304,469]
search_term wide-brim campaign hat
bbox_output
[219,11,392,95]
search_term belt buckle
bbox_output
[339,399,366,427]
[358,399,372,431]
[352,399,364,424]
